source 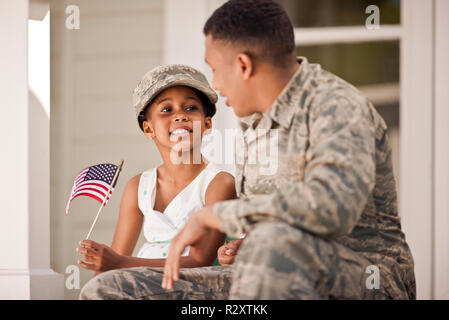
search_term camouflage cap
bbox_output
[133,64,218,121]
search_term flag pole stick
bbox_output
[85,160,124,240]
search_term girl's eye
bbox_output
[161,106,172,113]
[186,105,198,111]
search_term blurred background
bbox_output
[1,0,447,300]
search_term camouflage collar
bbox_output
[267,56,310,130]
[238,112,264,132]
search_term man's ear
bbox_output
[236,52,254,80]
[143,120,156,139]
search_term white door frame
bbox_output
[400,0,449,300]
[433,0,449,300]
[400,0,434,300]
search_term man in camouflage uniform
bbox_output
[80,0,415,300]
[210,56,416,299]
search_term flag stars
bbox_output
[85,164,118,184]
[65,163,122,215]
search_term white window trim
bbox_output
[294,25,402,46]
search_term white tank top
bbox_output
[136,162,230,259]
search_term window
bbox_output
[277,0,400,28]
[276,0,401,184]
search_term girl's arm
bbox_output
[110,174,144,256]
[78,172,237,272]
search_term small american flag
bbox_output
[65,163,121,215]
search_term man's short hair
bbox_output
[203,0,296,67]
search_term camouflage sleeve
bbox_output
[213,94,376,238]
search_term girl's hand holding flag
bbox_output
[77,240,124,273]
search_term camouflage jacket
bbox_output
[213,57,414,265]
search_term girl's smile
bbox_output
[142,86,212,160]
[170,125,193,138]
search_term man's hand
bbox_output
[217,239,243,266]
[162,206,221,290]
[77,240,124,273]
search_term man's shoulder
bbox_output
[306,65,369,108]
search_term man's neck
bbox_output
[255,61,301,114]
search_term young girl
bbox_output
[77,64,236,273]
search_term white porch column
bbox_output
[0,0,63,299]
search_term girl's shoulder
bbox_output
[206,170,235,193]
[125,166,157,194]
[125,173,142,191]
[203,162,234,181]
[203,164,236,205]
[119,173,144,210]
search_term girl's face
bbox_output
[142,86,212,155]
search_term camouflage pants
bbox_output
[79,222,415,300]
